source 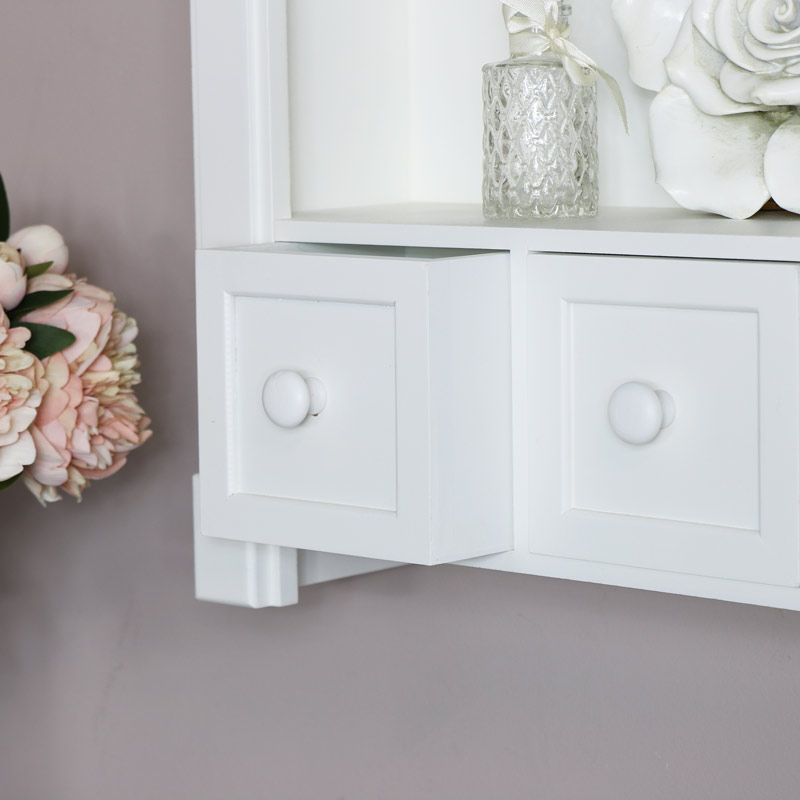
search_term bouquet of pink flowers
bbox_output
[0,173,151,504]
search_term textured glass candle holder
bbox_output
[482,54,599,219]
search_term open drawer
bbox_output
[196,243,512,565]
[528,253,800,586]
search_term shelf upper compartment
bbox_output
[191,0,800,254]
[285,1,665,216]
[275,204,800,262]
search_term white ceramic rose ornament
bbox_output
[612,0,800,218]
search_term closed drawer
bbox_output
[197,244,512,565]
[528,253,800,586]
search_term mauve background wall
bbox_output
[2,2,800,798]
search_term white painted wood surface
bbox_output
[193,474,299,607]
[286,0,661,211]
[191,0,800,609]
[194,475,401,607]
[276,205,800,263]
[191,0,402,606]
[196,244,512,565]
[528,253,800,586]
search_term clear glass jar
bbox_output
[482,4,599,219]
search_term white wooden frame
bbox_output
[196,246,512,565]
[191,0,402,606]
[192,0,800,610]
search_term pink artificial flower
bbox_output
[0,242,27,311]
[0,311,45,482]
[24,352,80,490]
[22,272,115,374]
[76,310,152,482]
[8,224,69,274]
[23,286,151,503]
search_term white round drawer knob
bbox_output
[262,370,327,429]
[607,382,675,445]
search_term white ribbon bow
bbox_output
[501,0,628,133]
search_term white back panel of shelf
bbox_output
[287,0,670,212]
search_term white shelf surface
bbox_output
[275,204,800,262]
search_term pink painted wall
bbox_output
[3,2,800,797]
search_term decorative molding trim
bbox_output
[190,0,290,247]
[193,475,299,607]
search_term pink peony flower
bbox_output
[0,242,27,311]
[8,224,69,274]
[0,311,45,482]
[24,352,80,491]
[22,272,115,375]
[23,298,151,503]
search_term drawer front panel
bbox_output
[528,253,800,586]
[570,302,759,530]
[235,295,397,512]
[197,245,512,565]
[198,247,429,563]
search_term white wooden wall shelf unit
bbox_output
[191,0,800,610]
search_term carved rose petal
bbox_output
[692,0,720,48]
[719,59,800,105]
[611,0,691,91]
[649,85,777,218]
[764,114,800,213]
[745,0,800,59]
[666,9,769,115]
[714,0,774,73]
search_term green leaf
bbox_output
[17,322,76,360]
[9,289,72,323]
[0,472,21,492]
[25,261,54,279]
[0,172,9,242]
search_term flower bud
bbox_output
[8,224,69,275]
[0,242,27,311]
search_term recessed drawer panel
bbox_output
[235,295,397,512]
[571,302,759,530]
[528,253,800,586]
[197,244,512,565]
